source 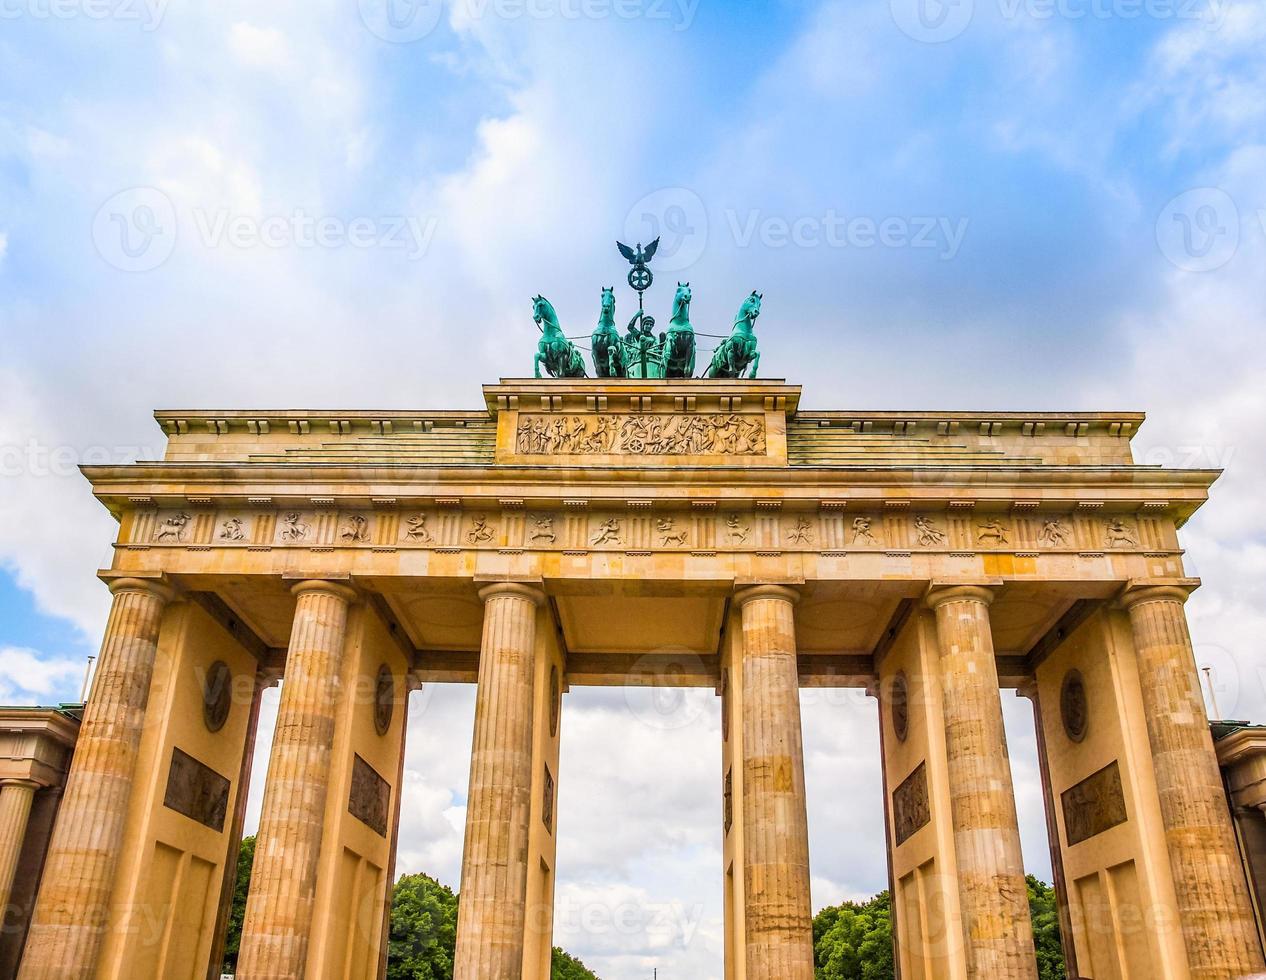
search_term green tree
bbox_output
[813,891,894,980]
[551,945,601,979]
[1027,874,1065,980]
[220,834,255,974]
[386,873,459,980]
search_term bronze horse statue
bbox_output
[705,291,762,379]
[533,295,586,378]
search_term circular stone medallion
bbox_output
[202,660,232,733]
[374,665,394,736]
[890,672,909,743]
[549,666,561,738]
[1061,669,1088,743]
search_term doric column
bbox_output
[236,580,357,979]
[1121,582,1265,978]
[0,780,37,911]
[454,582,545,980]
[926,584,1036,979]
[19,576,174,980]
[735,585,814,979]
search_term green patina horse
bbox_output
[533,295,586,379]
[705,291,762,379]
[663,281,695,379]
[590,286,625,378]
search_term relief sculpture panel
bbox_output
[893,761,931,846]
[1061,760,1128,846]
[515,413,767,456]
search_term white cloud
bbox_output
[0,646,84,704]
[0,231,7,263]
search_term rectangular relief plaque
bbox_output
[1061,760,1128,846]
[515,413,767,456]
[348,754,391,837]
[893,761,931,846]
[163,747,231,832]
[543,764,555,833]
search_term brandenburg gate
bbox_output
[12,377,1265,979]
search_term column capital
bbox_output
[477,581,546,606]
[0,778,40,792]
[103,574,177,603]
[288,579,359,603]
[924,580,1000,610]
[734,584,801,607]
[1015,677,1039,701]
[1118,577,1201,611]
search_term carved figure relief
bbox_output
[657,518,688,546]
[529,514,557,544]
[163,748,230,833]
[726,514,750,543]
[852,516,877,545]
[591,518,622,546]
[1040,518,1069,547]
[340,514,370,542]
[349,755,390,837]
[543,765,555,833]
[515,413,766,456]
[466,517,495,544]
[977,519,1010,545]
[1061,761,1127,846]
[219,518,245,541]
[280,512,310,541]
[893,762,931,846]
[1106,518,1136,548]
[405,514,433,542]
[787,517,814,544]
[914,516,945,546]
[153,512,190,542]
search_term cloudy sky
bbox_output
[2,0,1265,976]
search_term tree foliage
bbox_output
[813,891,895,980]
[551,946,601,979]
[386,873,459,980]
[812,881,1064,980]
[1027,874,1065,980]
[220,834,255,973]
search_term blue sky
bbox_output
[3,1,1266,976]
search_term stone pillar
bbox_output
[0,780,37,911]
[236,580,357,979]
[926,584,1036,979]
[1121,582,1265,978]
[19,576,174,980]
[734,585,814,979]
[454,582,544,980]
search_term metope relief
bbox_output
[153,512,191,543]
[515,413,766,456]
[340,514,370,542]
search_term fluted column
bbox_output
[0,780,38,911]
[454,582,544,980]
[927,584,1036,979]
[1122,582,1265,978]
[735,585,814,979]
[19,576,174,980]
[236,580,357,979]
